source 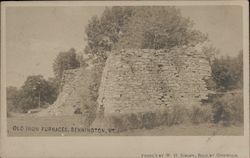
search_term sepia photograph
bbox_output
[1,1,249,158]
[3,4,246,137]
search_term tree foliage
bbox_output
[117,7,207,49]
[53,48,80,81]
[84,6,207,64]
[85,6,134,63]
[211,51,243,91]
[7,75,59,113]
[7,86,19,112]
[47,77,60,103]
[212,92,243,126]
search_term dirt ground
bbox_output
[7,115,243,137]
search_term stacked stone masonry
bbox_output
[38,68,93,116]
[98,44,212,115]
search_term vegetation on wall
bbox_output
[53,48,81,83]
[84,6,207,65]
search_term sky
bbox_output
[6,6,243,88]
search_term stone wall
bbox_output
[98,44,212,115]
[38,67,96,116]
[38,44,212,117]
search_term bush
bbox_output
[99,112,153,132]
[211,51,243,91]
[99,104,192,132]
[94,101,245,132]
[155,104,190,126]
[126,113,141,129]
[93,92,243,131]
[167,104,189,125]
[212,91,243,126]
[189,105,213,124]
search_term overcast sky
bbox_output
[6,6,243,88]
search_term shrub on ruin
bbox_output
[53,48,80,82]
[212,92,243,126]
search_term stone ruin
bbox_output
[37,67,97,116]
[38,44,212,117]
[97,44,212,115]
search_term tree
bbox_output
[211,51,243,91]
[47,77,60,104]
[117,7,207,50]
[84,6,135,64]
[84,6,207,64]
[7,86,19,112]
[53,48,80,82]
[10,75,59,113]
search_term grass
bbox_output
[7,115,243,136]
[117,123,243,136]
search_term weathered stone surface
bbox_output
[38,67,95,116]
[38,44,212,117]
[98,44,212,115]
